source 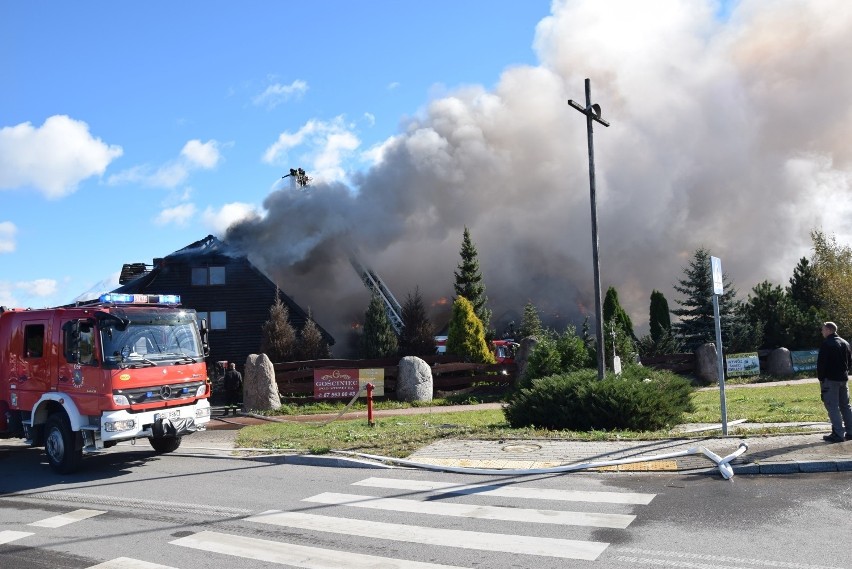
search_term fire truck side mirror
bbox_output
[199,318,210,357]
[63,320,80,363]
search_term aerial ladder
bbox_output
[281,167,403,334]
[349,256,405,335]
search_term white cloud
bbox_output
[0,221,17,253]
[0,282,16,306]
[262,116,361,183]
[363,112,376,127]
[108,139,222,189]
[253,79,309,109]
[0,115,123,198]
[155,203,198,226]
[181,139,221,169]
[387,81,400,90]
[16,278,58,297]
[203,202,262,234]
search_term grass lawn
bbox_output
[236,382,827,457]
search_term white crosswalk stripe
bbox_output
[28,508,106,528]
[85,558,180,569]
[353,476,656,504]
[303,491,636,528]
[245,509,610,561]
[171,530,465,568]
[0,530,34,545]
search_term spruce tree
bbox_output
[649,290,672,344]
[672,248,759,352]
[398,288,435,357]
[788,256,822,313]
[519,301,543,339]
[362,294,398,358]
[260,290,296,362]
[297,310,331,360]
[446,296,495,364]
[453,227,491,332]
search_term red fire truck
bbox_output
[0,293,212,473]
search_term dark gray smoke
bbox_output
[227,0,852,353]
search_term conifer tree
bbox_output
[519,301,543,339]
[297,310,331,360]
[603,287,635,339]
[649,290,672,344]
[446,296,495,364]
[398,288,435,357]
[362,294,398,358]
[788,256,822,313]
[672,248,759,352]
[453,227,491,332]
[260,290,296,362]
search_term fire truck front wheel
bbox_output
[44,413,83,474]
[148,436,182,454]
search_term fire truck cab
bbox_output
[0,293,211,473]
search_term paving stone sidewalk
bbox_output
[405,434,852,475]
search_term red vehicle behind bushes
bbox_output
[0,293,211,473]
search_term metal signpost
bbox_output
[568,79,610,380]
[710,255,728,435]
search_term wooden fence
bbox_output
[639,353,696,374]
[273,356,517,399]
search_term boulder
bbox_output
[694,343,719,384]
[767,348,794,376]
[514,337,539,385]
[397,356,433,402]
[243,353,280,412]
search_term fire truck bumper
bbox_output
[100,399,211,443]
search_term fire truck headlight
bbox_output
[195,384,207,398]
[104,419,136,432]
[112,394,130,406]
[196,407,211,418]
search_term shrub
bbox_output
[504,365,694,431]
[521,326,592,386]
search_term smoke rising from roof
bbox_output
[227,0,852,352]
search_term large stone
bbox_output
[243,353,280,412]
[694,343,719,384]
[767,347,794,376]
[514,337,539,385]
[397,356,433,402]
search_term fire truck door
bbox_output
[19,320,51,395]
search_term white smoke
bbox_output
[228,0,852,351]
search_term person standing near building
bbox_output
[816,322,852,443]
[223,363,243,416]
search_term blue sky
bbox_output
[0,1,550,307]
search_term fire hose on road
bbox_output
[334,442,750,480]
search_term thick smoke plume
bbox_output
[228,0,852,353]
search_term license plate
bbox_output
[155,410,180,421]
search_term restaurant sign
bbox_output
[313,368,385,399]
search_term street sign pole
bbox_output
[711,256,728,435]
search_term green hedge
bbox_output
[504,365,694,431]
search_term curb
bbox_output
[241,453,396,469]
[734,459,852,475]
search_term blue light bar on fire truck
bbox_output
[99,293,181,305]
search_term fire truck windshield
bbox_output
[99,316,203,368]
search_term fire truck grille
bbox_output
[114,381,205,405]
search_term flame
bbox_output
[432,297,450,307]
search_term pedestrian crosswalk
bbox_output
[3,476,656,568]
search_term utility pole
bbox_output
[568,78,610,380]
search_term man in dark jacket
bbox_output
[223,363,243,416]
[816,322,852,443]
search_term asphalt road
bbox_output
[1,442,851,569]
